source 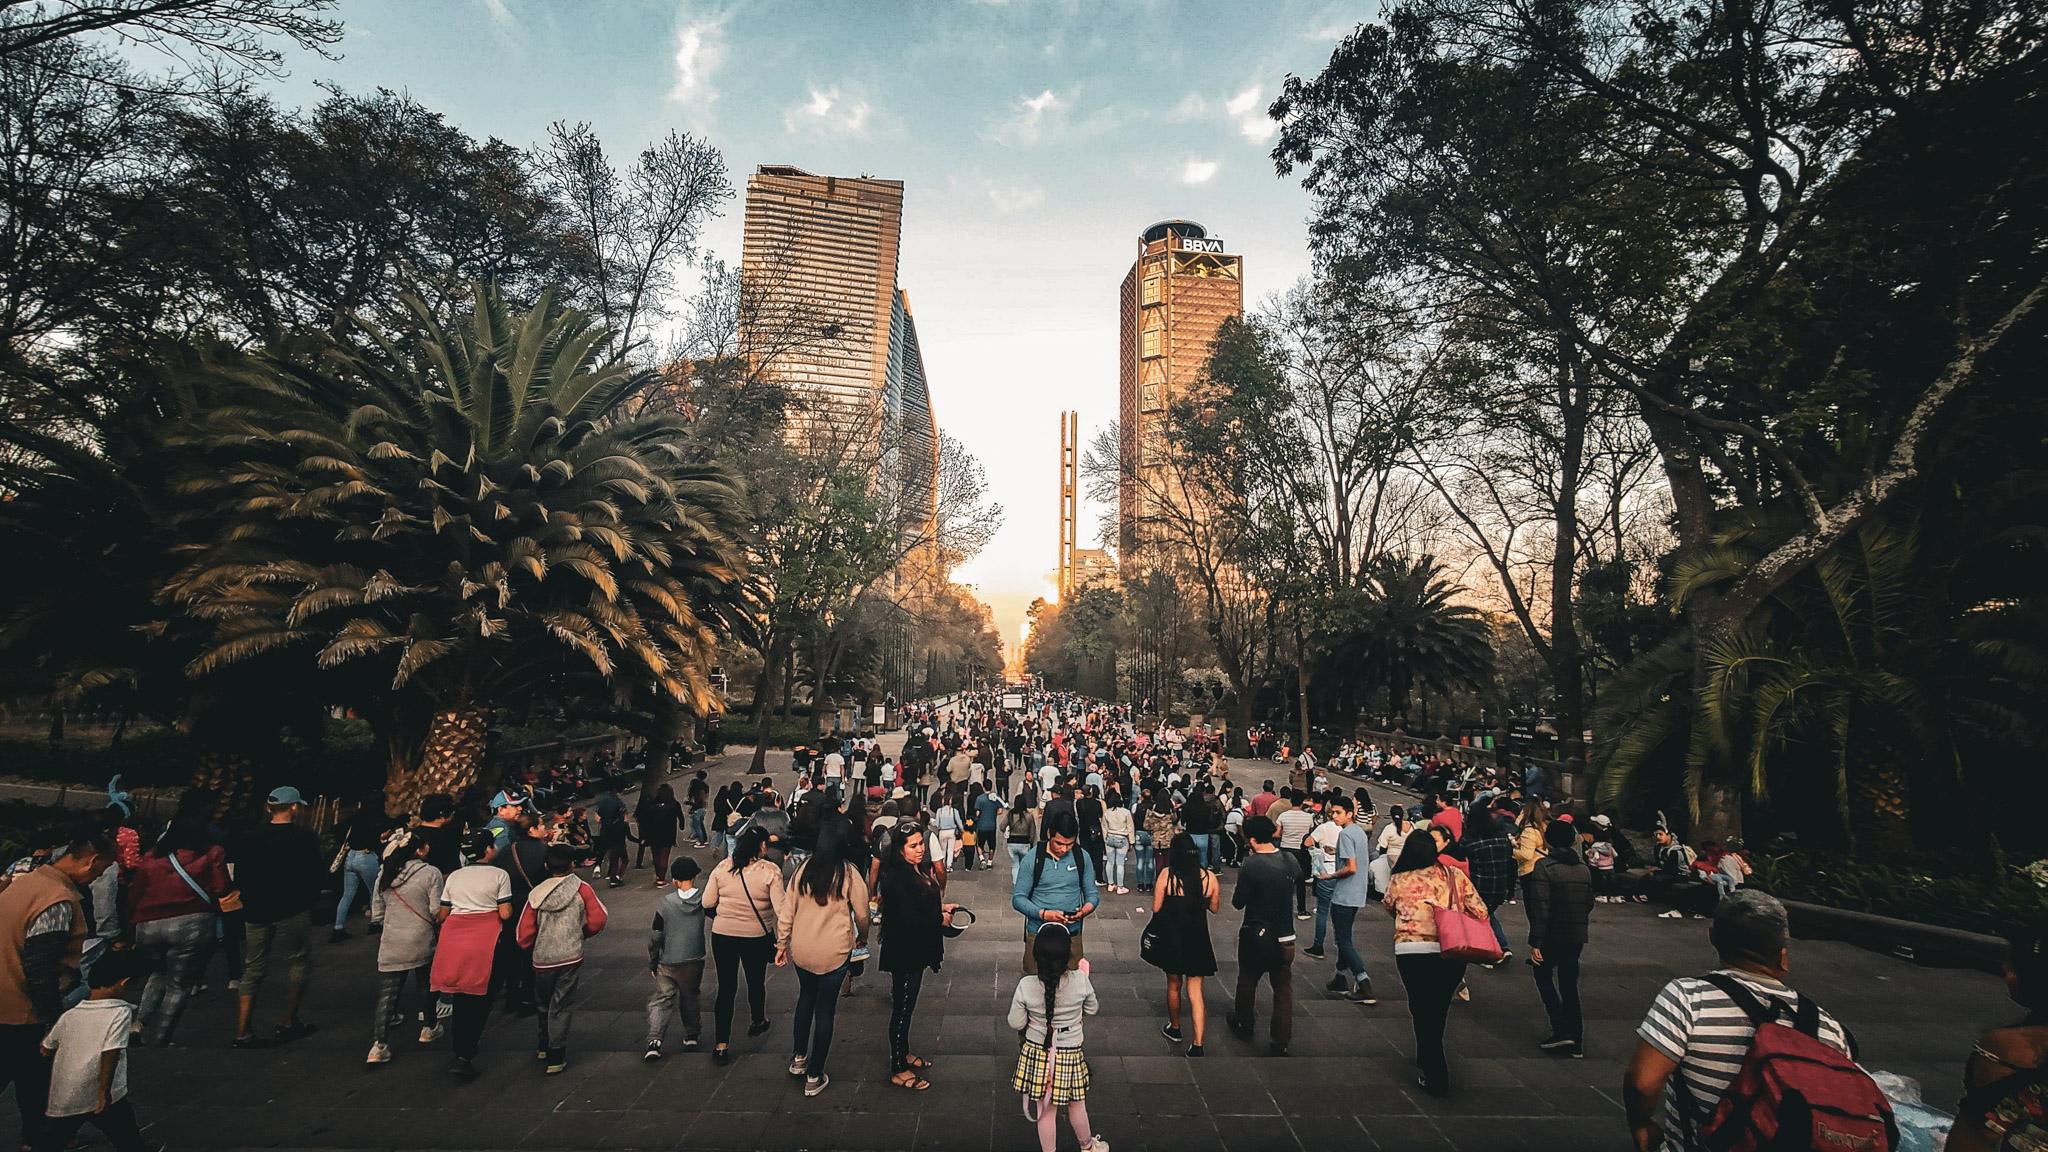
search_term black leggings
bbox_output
[712,932,774,1045]
[1396,952,1467,1094]
[450,992,491,1060]
[889,968,925,1072]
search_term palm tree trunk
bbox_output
[190,751,258,823]
[384,706,488,817]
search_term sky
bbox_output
[264,0,1364,655]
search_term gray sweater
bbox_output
[371,860,444,973]
[650,885,707,966]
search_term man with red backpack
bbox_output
[1624,889,1896,1152]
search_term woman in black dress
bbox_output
[1149,832,1219,1055]
[878,821,953,1090]
[635,783,684,884]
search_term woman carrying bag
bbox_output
[702,826,780,1065]
[878,820,952,1091]
[1145,833,1217,1056]
[1383,833,1492,1097]
[773,820,870,1098]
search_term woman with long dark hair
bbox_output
[702,827,780,1065]
[772,820,869,1097]
[1384,831,1490,1096]
[878,820,951,1091]
[126,808,231,1045]
[635,783,684,886]
[1148,832,1218,1055]
[366,831,442,1064]
[1951,929,2048,1151]
[1007,925,1102,1152]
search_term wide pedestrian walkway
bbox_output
[35,747,2003,1151]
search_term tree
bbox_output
[162,284,754,814]
[0,0,341,78]
[535,121,730,362]
[1344,555,1493,730]
[1277,0,2046,834]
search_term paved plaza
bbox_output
[8,747,2006,1152]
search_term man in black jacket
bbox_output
[233,787,325,1047]
[1525,820,1594,1056]
[1226,816,1302,1057]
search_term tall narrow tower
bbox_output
[1058,410,1078,598]
[1117,220,1243,568]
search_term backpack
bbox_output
[1027,843,1091,900]
[1688,973,1897,1152]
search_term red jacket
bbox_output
[126,846,231,926]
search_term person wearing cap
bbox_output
[484,789,529,854]
[230,787,325,1048]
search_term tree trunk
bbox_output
[1552,359,1588,768]
[384,706,488,818]
[1849,763,1912,856]
[190,751,258,823]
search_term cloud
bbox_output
[478,0,513,25]
[1309,21,1357,41]
[1240,115,1278,142]
[1166,92,1210,122]
[1181,159,1219,184]
[784,86,872,136]
[1224,85,1262,116]
[985,88,1064,147]
[667,16,726,112]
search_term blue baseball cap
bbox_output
[267,786,306,806]
[491,789,530,810]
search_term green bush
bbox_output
[1750,850,2048,934]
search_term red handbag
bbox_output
[1431,865,1504,964]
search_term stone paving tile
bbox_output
[0,746,2010,1151]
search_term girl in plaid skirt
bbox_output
[1008,925,1106,1152]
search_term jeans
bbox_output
[1133,832,1156,887]
[1488,905,1510,952]
[792,962,849,1078]
[1232,934,1294,1049]
[534,962,580,1053]
[690,809,708,843]
[134,911,213,1044]
[889,968,925,1072]
[1190,833,1214,870]
[335,849,380,930]
[1311,880,1334,950]
[1106,842,1129,888]
[1331,903,1368,980]
[1008,842,1032,881]
[1397,952,1468,1093]
[711,933,773,1045]
[1533,942,1584,1041]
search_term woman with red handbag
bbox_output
[1383,834,1494,1096]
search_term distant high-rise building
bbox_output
[1118,220,1243,566]
[740,165,939,574]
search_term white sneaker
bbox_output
[788,1055,808,1076]
[418,1022,446,1044]
[804,1073,830,1097]
[366,1041,392,1064]
[1658,910,1684,919]
[1083,1138,1111,1152]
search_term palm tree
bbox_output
[163,284,755,814]
[1358,554,1493,728]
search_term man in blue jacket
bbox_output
[1011,811,1097,971]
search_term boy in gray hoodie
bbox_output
[515,845,608,1074]
[644,857,707,1060]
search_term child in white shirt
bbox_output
[40,948,153,1152]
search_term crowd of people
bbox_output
[0,689,2013,1151]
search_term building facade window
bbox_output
[1140,329,1161,359]
[1141,276,1161,306]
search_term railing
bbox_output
[1347,728,1592,806]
